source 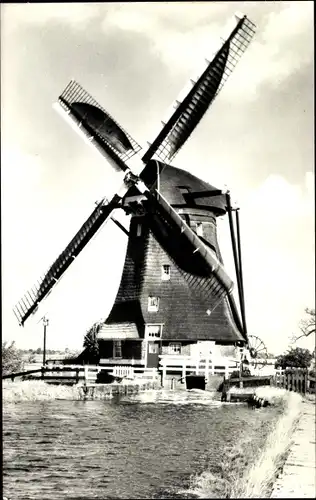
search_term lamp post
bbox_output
[42,316,49,366]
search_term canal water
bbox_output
[3,390,280,499]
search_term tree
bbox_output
[292,308,315,343]
[275,347,313,370]
[2,341,24,376]
[28,352,36,363]
[83,321,102,363]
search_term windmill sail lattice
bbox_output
[13,198,120,326]
[57,80,142,169]
[142,14,256,163]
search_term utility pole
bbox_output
[42,316,49,366]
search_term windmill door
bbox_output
[147,341,160,368]
[145,324,162,368]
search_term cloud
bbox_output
[1,3,98,30]
[218,171,314,353]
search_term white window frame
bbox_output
[113,340,122,359]
[168,342,181,355]
[145,324,163,339]
[148,296,159,312]
[148,343,159,354]
[161,264,171,281]
[196,222,203,237]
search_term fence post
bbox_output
[84,365,88,386]
[304,371,308,394]
[41,367,45,380]
[76,368,79,384]
[162,361,166,388]
[225,360,229,379]
[182,360,186,382]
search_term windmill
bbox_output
[13,13,258,371]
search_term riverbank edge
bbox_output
[270,396,316,498]
[2,379,161,402]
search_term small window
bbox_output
[145,324,162,339]
[168,343,181,355]
[113,340,122,359]
[148,296,159,312]
[196,223,203,237]
[136,224,142,236]
[161,264,171,281]
[148,344,159,354]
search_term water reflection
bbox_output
[3,391,277,500]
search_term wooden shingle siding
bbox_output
[100,165,245,344]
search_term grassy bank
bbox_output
[188,387,302,498]
[231,389,302,498]
[2,379,159,402]
[2,380,90,402]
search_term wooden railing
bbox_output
[99,358,145,366]
[3,364,160,384]
[3,365,101,384]
[159,355,239,380]
[273,368,315,394]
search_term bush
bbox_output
[2,341,24,376]
[275,347,312,370]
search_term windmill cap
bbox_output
[153,163,227,214]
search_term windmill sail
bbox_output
[13,197,119,326]
[13,13,256,328]
[145,190,233,284]
[142,14,256,163]
[56,80,142,169]
[146,189,245,332]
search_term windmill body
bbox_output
[95,164,246,369]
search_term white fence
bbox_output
[112,365,134,378]
[21,364,159,384]
[159,355,239,380]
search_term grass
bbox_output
[2,380,87,402]
[230,388,303,498]
[2,379,159,402]
[188,387,303,499]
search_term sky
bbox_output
[1,1,314,355]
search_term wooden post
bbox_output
[304,371,308,394]
[84,365,88,386]
[76,368,79,385]
[162,361,166,388]
[226,193,247,336]
[182,360,186,382]
[225,359,229,379]
[205,357,209,384]
[41,367,45,380]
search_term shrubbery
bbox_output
[2,341,24,376]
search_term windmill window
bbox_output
[161,265,171,281]
[148,343,159,354]
[136,224,142,237]
[113,340,122,359]
[145,324,162,339]
[168,343,181,355]
[196,223,203,237]
[148,296,159,312]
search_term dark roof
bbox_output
[138,162,227,214]
[98,323,139,339]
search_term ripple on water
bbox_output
[3,391,279,499]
